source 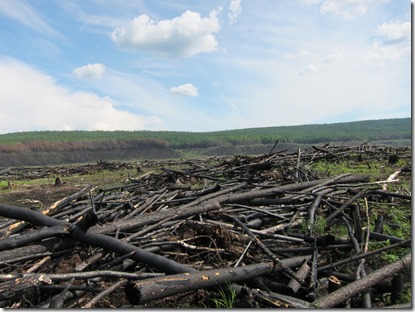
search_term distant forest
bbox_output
[0,118,410,153]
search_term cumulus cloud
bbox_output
[111,10,220,57]
[0,58,162,133]
[170,83,199,96]
[376,21,410,42]
[320,0,387,19]
[366,20,410,61]
[299,64,319,76]
[73,63,105,79]
[228,0,242,25]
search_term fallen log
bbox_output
[0,225,69,252]
[0,237,75,264]
[312,253,411,308]
[124,255,311,304]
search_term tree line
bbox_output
[0,138,169,154]
[0,118,410,153]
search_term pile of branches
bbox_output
[0,143,411,308]
[0,160,135,182]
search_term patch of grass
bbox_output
[210,284,237,308]
[397,288,412,304]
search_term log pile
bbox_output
[0,160,136,182]
[0,143,411,308]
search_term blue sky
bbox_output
[0,0,411,134]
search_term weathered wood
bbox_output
[0,225,69,251]
[125,255,311,304]
[0,276,45,301]
[287,259,310,294]
[313,253,411,308]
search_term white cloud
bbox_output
[376,21,410,42]
[366,41,410,61]
[324,52,344,64]
[366,21,410,61]
[111,10,220,57]
[0,0,63,38]
[228,0,242,25]
[170,83,199,96]
[73,63,105,79]
[0,58,162,133]
[320,0,388,19]
[299,64,319,76]
[283,50,310,60]
[300,0,321,5]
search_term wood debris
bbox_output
[0,143,411,308]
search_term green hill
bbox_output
[0,118,411,166]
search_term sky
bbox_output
[0,0,411,134]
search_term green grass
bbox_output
[209,284,237,308]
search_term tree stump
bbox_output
[54,177,63,186]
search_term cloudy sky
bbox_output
[0,0,411,134]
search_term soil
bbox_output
[0,182,85,208]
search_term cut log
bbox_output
[312,253,411,308]
[125,255,311,304]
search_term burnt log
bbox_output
[125,255,311,304]
[313,253,411,308]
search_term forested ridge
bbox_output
[0,118,410,152]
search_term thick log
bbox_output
[0,237,75,264]
[312,253,411,308]
[0,276,45,301]
[287,259,310,294]
[125,255,311,304]
[0,225,69,252]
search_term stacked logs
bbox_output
[0,143,411,308]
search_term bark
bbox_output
[125,255,311,304]
[0,237,75,264]
[0,225,69,252]
[287,259,310,294]
[312,253,411,308]
[0,276,44,301]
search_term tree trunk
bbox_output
[125,255,311,304]
[312,253,411,308]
